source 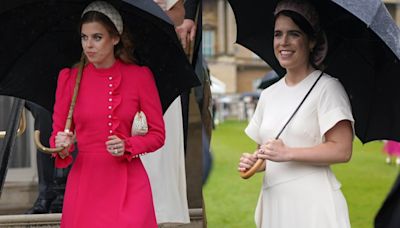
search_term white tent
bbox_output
[210,75,226,95]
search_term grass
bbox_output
[203,120,399,228]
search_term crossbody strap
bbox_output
[275,71,323,139]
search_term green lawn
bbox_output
[204,120,399,228]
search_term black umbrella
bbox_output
[227,0,400,143]
[258,70,280,89]
[0,0,200,113]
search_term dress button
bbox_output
[108,122,112,126]
[108,115,112,119]
[108,106,112,110]
[109,91,112,95]
[109,84,113,88]
[109,130,113,134]
[109,98,112,102]
[109,76,113,80]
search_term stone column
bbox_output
[226,4,236,55]
[217,0,226,55]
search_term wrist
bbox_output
[285,147,294,161]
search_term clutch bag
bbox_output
[131,111,148,136]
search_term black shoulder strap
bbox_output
[275,71,324,139]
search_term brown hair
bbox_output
[79,11,136,64]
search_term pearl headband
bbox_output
[82,1,123,35]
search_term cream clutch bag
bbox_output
[131,111,148,136]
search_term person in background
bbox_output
[175,0,198,50]
[154,0,184,26]
[24,101,58,214]
[140,0,190,226]
[383,140,400,166]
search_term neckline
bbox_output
[283,70,321,89]
[87,59,120,74]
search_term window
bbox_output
[203,30,215,57]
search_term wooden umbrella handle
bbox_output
[35,53,85,154]
[34,130,65,154]
[240,158,264,179]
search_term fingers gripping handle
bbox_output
[240,159,264,179]
[34,130,65,154]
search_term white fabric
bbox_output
[245,70,354,228]
[141,97,190,224]
[166,0,179,10]
[155,0,179,11]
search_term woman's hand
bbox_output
[257,139,292,162]
[176,19,196,49]
[106,135,125,157]
[55,131,74,159]
[238,152,258,172]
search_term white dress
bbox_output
[245,70,354,228]
[141,97,190,224]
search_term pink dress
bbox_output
[383,140,400,157]
[50,60,165,228]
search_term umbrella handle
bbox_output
[240,159,264,179]
[0,108,27,138]
[34,130,65,154]
[35,53,85,154]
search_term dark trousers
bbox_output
[375,174,400,228]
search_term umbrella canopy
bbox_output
[0,0,200,113]
[227,0,400,143]
[258,70,280,89]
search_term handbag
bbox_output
[131,111,148,136]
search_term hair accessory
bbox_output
[82,1,123,34]
[274,0,328,66]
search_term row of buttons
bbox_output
[105,73,145,159]
[108,76,114,135]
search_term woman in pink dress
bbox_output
[50,2,165,227]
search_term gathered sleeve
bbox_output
[49,68,76,168]
[122,67,165,161]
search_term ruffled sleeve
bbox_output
[49,68,76,168]
[122,67,165,161]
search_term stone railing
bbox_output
[0,214,61,227]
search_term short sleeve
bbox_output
[245,93,265,144]
[318,78,354,137]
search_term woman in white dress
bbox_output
[141,0,190,225]
[238,0,354,227]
